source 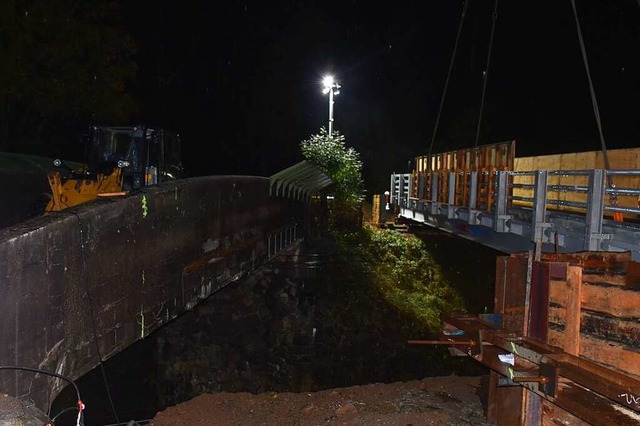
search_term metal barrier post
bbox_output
[532,171,549,243]
[418,172,426,200]
[390,174,397,205]
[448,172,456,219]
[468,171,479,224]
[585,169,606,251]
[430,172,439,214]
[494,171,510,232]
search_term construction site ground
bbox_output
[150,375,485,426]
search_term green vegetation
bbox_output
[329,226,465,333]
[300,129,464,333]
[300,128,364,212]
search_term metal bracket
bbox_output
[539,362,558,397]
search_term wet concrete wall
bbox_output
[0,176,298,409]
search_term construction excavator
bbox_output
[45,125,183,212]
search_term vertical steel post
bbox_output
[390,174,396,205]
[397,174,404,207]
[585,169,606,251]
[418,172,426,200]
[468,171,478,210]
[406,174,413,208]
[448,171,457,219]
[494,171,509,232]
[430,172,439,214]
[531,171,548,243]
[328,87,334,135]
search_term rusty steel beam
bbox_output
[440,316,640,425]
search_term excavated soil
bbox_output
[150,375,485,426]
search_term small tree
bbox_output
[300,128,364,212]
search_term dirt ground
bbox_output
[150,375,485,426]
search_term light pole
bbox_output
[322,75,340,136]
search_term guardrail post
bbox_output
[532,170,549,243]
[406,174,413,207]
[430,172,439,214]
[494,171,510,232]
[418,172,426,200]
[448,172,456,219]
[390,174,397,205]
[469,172,478,210]
[585,169,606,251]
[467,171,479,224]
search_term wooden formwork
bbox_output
[411,141,516,210]
[542,252,640,375]
[486,251,640,425]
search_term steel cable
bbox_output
[428,0,469,159]
[569,0,622,221]
[474,0,499,147]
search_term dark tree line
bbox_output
[0,0,136,157]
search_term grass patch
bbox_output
[329,226,465,333]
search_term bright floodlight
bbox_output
[322,75,335,90]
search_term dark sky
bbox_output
[121,0,640,190]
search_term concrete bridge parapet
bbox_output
[0,175,300,410]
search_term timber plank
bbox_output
[549,306,640,348]
[548,327,565,351]
[578,333,640,378]
[549,280,640,318]
[582,283,640,318]
[564,266,582,356]
[542,399,590,426]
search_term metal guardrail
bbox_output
[267,223,300,258]
[390,170,640,260]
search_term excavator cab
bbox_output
[45,125,183,212]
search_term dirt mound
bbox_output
[151,375,484,426]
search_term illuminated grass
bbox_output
[329,226,465,333]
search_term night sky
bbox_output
[4,1,640,192]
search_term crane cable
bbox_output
[428,0,469,159]
[569,0,622,221]
[474,0,499,147]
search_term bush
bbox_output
[330,226,465,333]
[300,128,364,212]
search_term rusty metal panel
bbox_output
[529,262,550,342]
